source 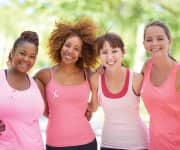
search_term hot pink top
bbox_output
[141,59,180,150]
[45,69,95,147]
[0,70,44,150]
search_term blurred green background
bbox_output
[0,0,179,73]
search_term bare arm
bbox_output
[141,59,151,75]
[34,68,51,117]
[175,68,180,93]
[132,72,143,96]
[88,71,99,112]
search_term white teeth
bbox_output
[107,61,115,65]
[64,55,73,59]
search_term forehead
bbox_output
[145,26,166,37]
[102,41,120,49]
[65,35,83,46]
[15,41,37,53]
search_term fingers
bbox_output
[85,110,93,121]
[0,120,6,134]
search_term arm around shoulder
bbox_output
[34,68,51,117]
[133,72,143,96]
[34,67,51,86]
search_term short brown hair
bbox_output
[48,17,98,69]
[94,32,125,55]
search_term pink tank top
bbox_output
[141,60,180,150]
[98,70,148,149]
[0,69,44,150]
[45,69,95,147]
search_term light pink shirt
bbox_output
[45,69,95,147]
[98,70,148,149]
[0,70,44,150]
[141,59,180,150]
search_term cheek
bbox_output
[100,56,106,64]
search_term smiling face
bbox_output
[143,25,171,58]
[100,41,124,69]
[60,35,83,65]
[11,41,37,73]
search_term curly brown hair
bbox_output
[48,17,98,69]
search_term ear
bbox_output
[168,38,172,45]
[9,49,14,60]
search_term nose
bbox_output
[152,39,158,45]
[24,56,29,61]
[107,52,114,60]
[67,47,74,53]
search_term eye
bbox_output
[157,38,164,41]
[112,50,118,53]
[19,51,25,55]
[145,39,152,42]
[74,47,80,51]
[64,43,71,48]
[101,51,108,54]
[30,55,36,59]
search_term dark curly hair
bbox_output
[48,17,98,69]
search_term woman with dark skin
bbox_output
[0,31,45,150]
[35,18,98,150]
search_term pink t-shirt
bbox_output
[0,70,44,150]
[141,60,180,150]
[45,69,95,147]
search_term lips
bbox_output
[106,60,116,66]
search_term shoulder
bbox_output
[89,71,99,90]
[132,72,143,96]
[141,58,152,74]
[34,67,52,86]
[175,64,180,93]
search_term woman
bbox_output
[90,33,148,150]
[141,20,180,150]
[0,31,44,150]
[35,18,98,150]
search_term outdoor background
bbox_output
[0,0,179,148]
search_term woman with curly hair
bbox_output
[35,17,98,150]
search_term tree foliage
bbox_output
[0,0,179,70]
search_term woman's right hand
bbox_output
[0,120,6,135]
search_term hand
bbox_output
[0,120,5,135]
[85,103,94,121]
[85,109,93,121]
[96,65,105,74]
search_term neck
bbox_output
[152,55,175,70]
[7,68,27,79]
[105,65,125,78]
[58,63,81,73]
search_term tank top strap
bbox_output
[97,74,102,104]
[0,69,5,83]
[143,59,153,78]
[49,67,54,80]
[83,69,88,80]
[128,70,133,90]
[168,63,180,80]
[173,63,180,72]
